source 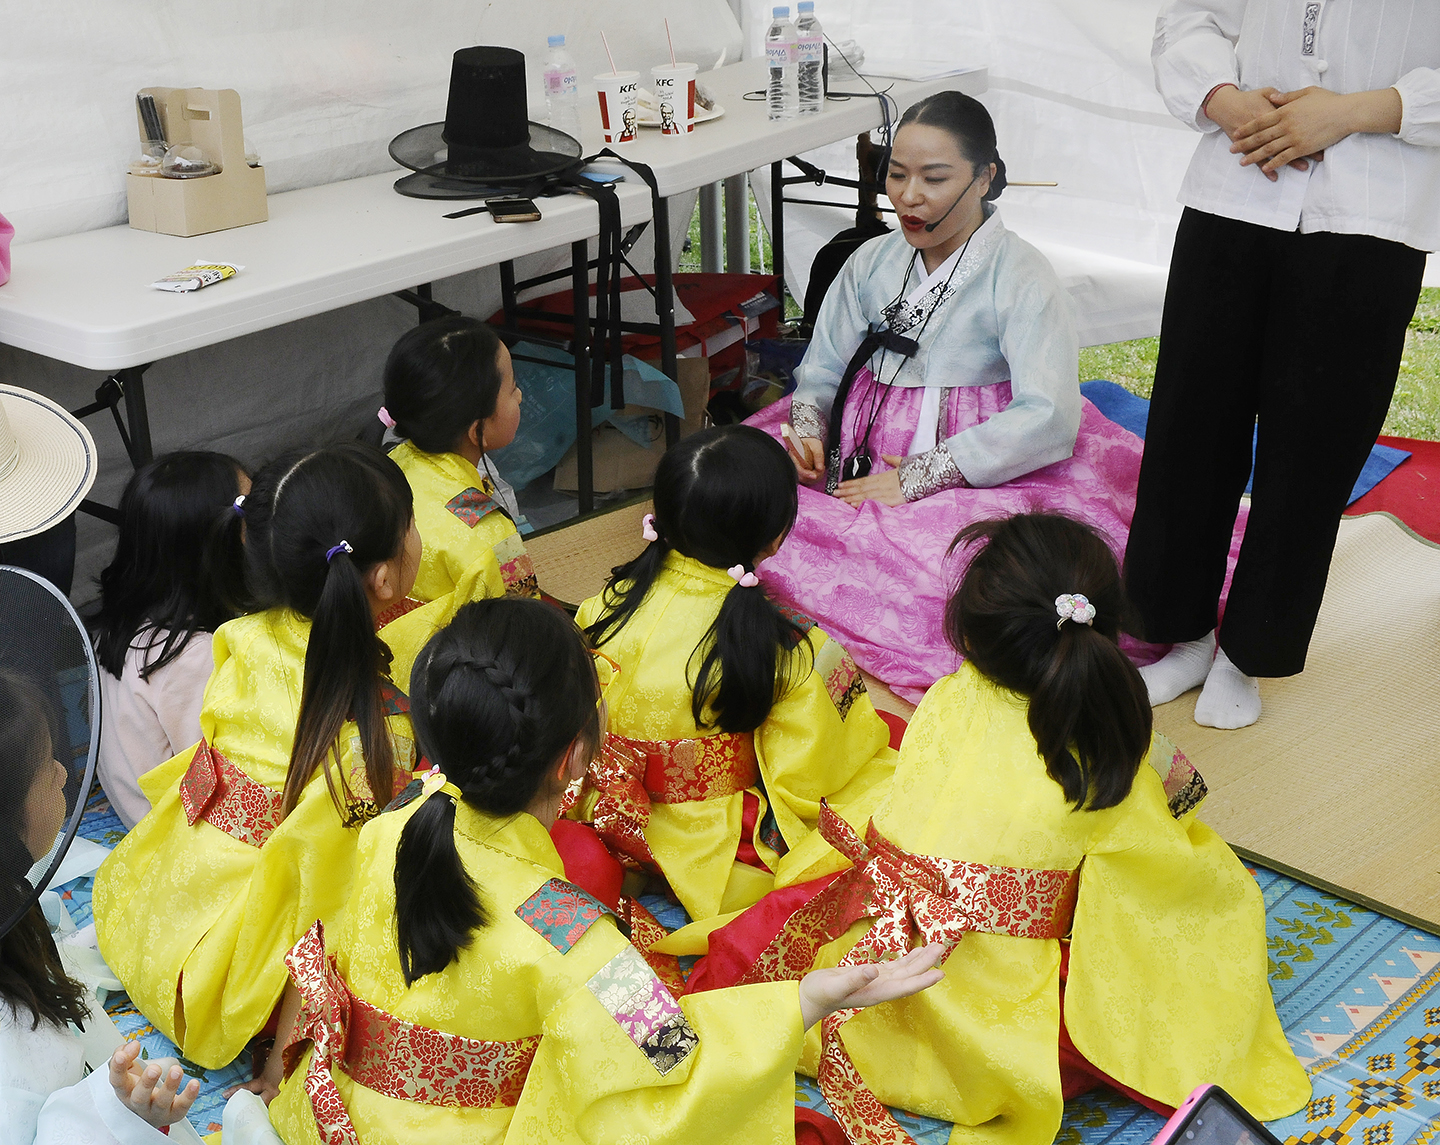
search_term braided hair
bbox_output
[585,425,810,733]
[394,598,602,984]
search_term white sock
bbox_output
[1138,632,1216,706]
[1194,647,1262,730]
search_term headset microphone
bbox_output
[923,171,980,233]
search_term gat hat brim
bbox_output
[389,121,582,184]
[0,386,97,543]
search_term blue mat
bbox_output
[1081,379,1410,506]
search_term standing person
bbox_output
[91,452,250,829]
[1129,1,1440,728]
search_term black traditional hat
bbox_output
[390,46,582,192]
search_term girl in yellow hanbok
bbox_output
[690,512,1310,1145]
[379,316,536,612]
[94,443,423,1080]
[267,596,944,1145]
[566,424,898,948]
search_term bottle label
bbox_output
[798,34,822,63]
[545,67,578,97]
[766,41,796,67]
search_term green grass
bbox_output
[1081,288,1440,441]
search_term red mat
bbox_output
[1343,435,1440,543]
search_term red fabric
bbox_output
[682,872,843,995]
[549,821,625,913]
[1056,944,1174,1115]
[734,790,771,872]
[1343,435,1440,543]
[796,1106,849,1145]
[877,710,908,751]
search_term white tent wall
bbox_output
[0,1,738,603]
[740,0,1437,345]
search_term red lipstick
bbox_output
[900,215,926,232]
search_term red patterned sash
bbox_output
[283,921,540,1145]
[569,731,759,871]
[178,740,284,848]
[742,803,1080,1145]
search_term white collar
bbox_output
[906,204,1004,300]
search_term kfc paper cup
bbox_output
[651,63,698,135]
[596,70,641,144]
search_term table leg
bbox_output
[724,175,750,273]
[652,195,682,448]
[499,262,519,331]
[571,239,594,515]
[698,183,723,273]
[770,160,785,297]
[118,365,154,466]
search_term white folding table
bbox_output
[0,173,653,513]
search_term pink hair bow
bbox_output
[377,406,396,429]
[641,513,659,542]
[728,565,760,588]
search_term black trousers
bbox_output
[1124,208,1425,678]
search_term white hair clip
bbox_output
[641,513,659,542]
[1055,593,1096,629]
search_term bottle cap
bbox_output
[547,34,565,47]
[798,2,814,10]
[773,6,789,16]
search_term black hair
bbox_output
[394,598,602,985]
[383,316,505,456]
[92,451,249,680]
[585,426,809,733]
[896,90,1008,202]
[946,513,1150,811]
[0,674,90,1031]
[240,443,414,818]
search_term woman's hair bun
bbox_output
[984,153,1007,201]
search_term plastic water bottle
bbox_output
[796,1,824,116]
[766,7,799,121]
[543,34,582,140]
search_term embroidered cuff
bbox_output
[788,401,827,443]
[897,445,967,501]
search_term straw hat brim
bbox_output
[0,387,98,543]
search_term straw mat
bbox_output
[1153,511,1440,933]
[527,497,652,607]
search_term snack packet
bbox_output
[151,261,243,293]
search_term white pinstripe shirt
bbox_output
[1154,0,1440,251]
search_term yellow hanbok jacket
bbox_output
[787,662,1308,1145]
[92,609,416,1069]
[268,794,805,1145]
[390,441,537,602]
[573,553,897,926]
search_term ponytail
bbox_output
[586,425,807,734]
[394,792,483,985]
[241,443,414,820]
[946,513,1151,811]
[394,598,601,982]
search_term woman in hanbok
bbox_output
[566,426,898,949]
[752,91,1158,702]
[94,444,422,1077]
[379,316,536,617]
[688,513,1308,1145]
[267,596,943,1145]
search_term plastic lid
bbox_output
[547,34,565,47]
[773,6,790,16]
[798,2,814,10]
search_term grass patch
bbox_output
[1081,288,1440,442]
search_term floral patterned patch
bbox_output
[379,679,411,717]
[585,945,698,1076]
[493,532,539,598]
[446,486,501,528]
[1148,732,1208,819]
[776,603,818,649]
[813,637,866,720]
[516,877,616,954]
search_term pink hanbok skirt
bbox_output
[748,371,1241,703]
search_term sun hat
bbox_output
[0,385,97,543]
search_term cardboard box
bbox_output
[553,357,709,494]
[127,88,268,237]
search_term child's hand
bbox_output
[109,1042,200,1129]
[798,943,946,1030]
[782,425,826,483]
[1231,87,1403,178]
[835,455,906,507]
[224,1075,281,1106]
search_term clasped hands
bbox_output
[1209,84,1403,180]
[785,433,907,507]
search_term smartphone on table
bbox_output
[1152,1085,1283,1145]
[487,197,542,223]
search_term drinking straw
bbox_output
[665,18,677,67]
[602,30,618,74]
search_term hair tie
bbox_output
[421,764,462,804]
[641,513,658,543]
[325,540,354,563]
[439,781,463,803]
[377,406,396,429]
[231,494,245,517]
[1055,593,1096,630]
[727,564,760,588]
